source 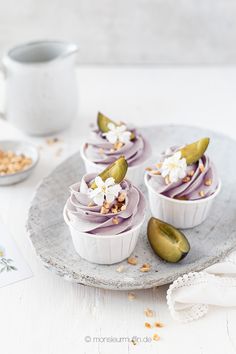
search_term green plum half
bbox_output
[90,156,128,189]
[147,217,190,263]
[179,137,210,165]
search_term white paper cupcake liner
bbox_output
[64,206,144,264]
[145,174,221,229]
[80,144,149,186]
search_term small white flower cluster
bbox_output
[88,176,122,206]
[103,123,131,144]
[161,151,187,183]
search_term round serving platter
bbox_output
[27,125,236,290]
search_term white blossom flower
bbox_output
[161,151,187,183]
[103,123,131,144]
[88,176,122,206]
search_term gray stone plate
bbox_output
[27,125,236,290]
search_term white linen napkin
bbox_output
[166,250,236,322]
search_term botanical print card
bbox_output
[0,221,32,288]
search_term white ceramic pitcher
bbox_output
[1,40,78,135]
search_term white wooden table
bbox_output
[0,66,236,354]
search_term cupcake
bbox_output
[80,112,151,185]
[64,156,146,264]
[144,138,221,228]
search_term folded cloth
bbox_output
[166,250,236,322]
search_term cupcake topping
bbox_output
[146,138,219,200]
[83,112,151,167]
[65,157,146,235]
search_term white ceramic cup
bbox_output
[144,173,221,229]
[1,40,78,136]
[64,206,145,265]
[80,144,148,186]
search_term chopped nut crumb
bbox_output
[127,257,138,265]
[114,141,123,150]
[110,148,115,153]
[152,170,161,175]
[98,148,104,155]
[116,265,124,273]
[182,176,191,183]
[164,176,170,185]
[145,322,152,329]
[88,202,94,207]
[128,292,136,301]
[111,207,118,214]
[140,263,151,272]
[152,333,160,341]
[145,167,152,171]
[118,192,126,202]
[112,216,119,224]
[156,163,162,169]
[199,164,205,173]
[46,137,60,145]
[188,170,195,177]
[103,202,110,209]
[199,190,205,197]
[144,308,155,317]
[154,321,164,328]
[120,205,126,211]
[204,178,212,186]
[100,206,109,214]
[0,150,32,175]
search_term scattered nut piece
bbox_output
[100,206,109,214]
[111,207,118,214]
[118,192,126,202]
[145,167,152,171]
[144,308,155,317]
[127,257,138,265]
[140,263,151,272]
[156,163,162,168]
[152,170,161,175]
[199,164,205,173]
[110,148,115,153]
[154,321,164,328]
[128,292,136,301]
[164,176,170,185]
[145,322,152,329]
[188,170,195,177]
[103,202,110,209]
[199,190,205,197]
[152,333,160,341]
[46,137,60,145]
[0,150,32,175]
[88,202,94,207]
[116,265,124,273]
[121,205,126,211]
[114,141,123,150]
[182,176,190,183]
[204,178,212,186]
[98,148,104,155]
[112,216,119,224]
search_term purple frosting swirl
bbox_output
[65,173,146,235]
[146,146,219,200]
[83,128,151,167]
